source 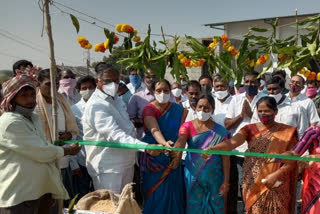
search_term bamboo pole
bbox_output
[43,0,62,213]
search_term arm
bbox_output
[225,115,243,130]
[144,116,172,147]
[168,133,188,169]
[208,133,247,151]
[91,104,147,147]
[308,101,320,126]
[2,121,65,163]
[219,155,230,197]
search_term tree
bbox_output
[91,46,131,75]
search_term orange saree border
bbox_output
[244,124,297,212]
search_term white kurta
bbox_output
[276,96,308,138]
[82,89,146,193]
[212,95,233,127]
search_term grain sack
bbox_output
[75,183,141,214]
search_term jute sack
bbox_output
[75,183,141,214]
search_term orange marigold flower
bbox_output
[221,34,228,44]
[125,26,134,34]
[231,48,238,56]
[259,56,266,64]
[114,35,119,44]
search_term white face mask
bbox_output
[103,82,119,97]
[196,111,212,121]
[155,92,170,104]
[171,88,182,98]
[215,90,229,100]
[269,93,283,103]
[79,89,95,100]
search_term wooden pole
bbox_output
[43,0,62,213]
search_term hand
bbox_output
[146,144,165,156]
[64,143,82,156]
[72,168,83,178]
[59,132,72,141]
[298,154,317,170]
[163,141,174,148]
[261,173,278,189]
[218,183,229,197]
[168,151,182,169]
[242,100,252,118]
[201,147,212,161]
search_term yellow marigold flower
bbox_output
[121,24,128,33]
[180,57,187,64]
[133,29,138,36]
[104,39,110,49]
[77,36,86,43]
[256,59,261,66]
[94,44,100,52]
[299,68,306,75]
[116,24,122,32]
[178,54,184,60]
[250,60,255,67]
[133,36,141,42]
[227,46,234,52]
[84,43,92,49]
[209,42,216,49]
[223,41,231,50]
[264,54,270,61]
[235,52,240,60]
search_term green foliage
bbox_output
[70,14,80,34]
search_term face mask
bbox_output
[79,89,95,100]
[201,85,212,95]
[129,75,142,89]
[244,85,258,96]
[215,90,229,100]
[306,87,318,98]
[269,93,283,103]
[155,92,170,104]
[120,90,132,105]
[14,104,35,117]
[196,111,212,121]
[181,81,188,86]
[103,82,119,97]
[258,113,276,125]
[289,85,302,93]
[189,98,198,107]
[171,88,182,97]
[59,78,77,99]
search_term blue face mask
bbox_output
[120,90,132,106]
[245,85,258,96]
[129,75,142,90]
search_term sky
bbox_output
[0,0,319,70]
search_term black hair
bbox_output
[244,71,260,82]
[292,74,306,85]
[98,67,120,78]
[307,79,319,86]
[186,80,201,91]
[272,70,286,80]
[196,93,215,111]
[94,62,112,73]
[76,75,97,90]
[199,74,213,83]
[151,79,171,91]
[37,69,51,83]
[12,60,33,76]
[213,75,228,84]
[256,96,278,112]
[128,67,137,73]
[266,76,285,89]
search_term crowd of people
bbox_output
[1,59,320,214]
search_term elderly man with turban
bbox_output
[0,74,81,214]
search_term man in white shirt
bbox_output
[289,75,319,126]
[212,75,233,127]
[225,71,265,213]
[127,67,146,94]
[71,75,96,198]
[266,76,307,138]
[82,67,152,194]
[182,80,201,122]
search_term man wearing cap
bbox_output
[0,74,81,213]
